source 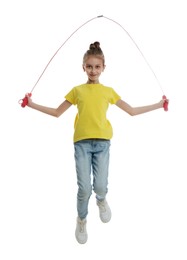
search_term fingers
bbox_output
[25,93,32,106]
[162,97,169,111]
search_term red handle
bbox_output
[162,95,168,111]
[19,93,32,108]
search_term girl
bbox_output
[27,41,167,244]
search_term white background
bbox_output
[0,0,187,259]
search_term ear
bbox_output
[82,64,85,71]
[102,65,106,71]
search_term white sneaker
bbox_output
[96,199,111,223]
[75,217,88,244]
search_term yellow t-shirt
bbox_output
[65,83,121,142]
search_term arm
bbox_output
[116,98,167,116]
[27,97,72,117]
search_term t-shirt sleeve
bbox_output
[109,88,121,104]
[65,87,77,105]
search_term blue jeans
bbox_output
[74,139,111,219]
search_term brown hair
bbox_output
[83,41,105,65]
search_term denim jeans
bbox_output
[74,139,111,219]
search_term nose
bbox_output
[91,67,96,74]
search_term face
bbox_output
[83,56,105,83]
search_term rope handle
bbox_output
[19,93,32,108]
[162,95,168,111]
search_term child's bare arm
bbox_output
[27,97,72,117]
[116,99,167,116]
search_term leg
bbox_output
[92,140,112,223]
[74,140,92,220]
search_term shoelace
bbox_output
[79,220,86,233]
[98,201,107,212]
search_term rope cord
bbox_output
[30,15,164,94]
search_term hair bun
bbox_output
[90,41,101,50]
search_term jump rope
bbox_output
[19,15,168,111]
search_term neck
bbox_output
[87,79,100,84]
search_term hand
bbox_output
[25,93,32,107]
[159,97,169,109]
